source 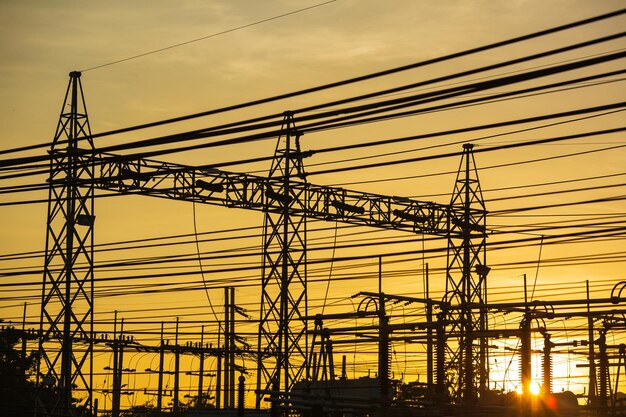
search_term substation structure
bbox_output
[31,73,626,416]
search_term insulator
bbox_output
[392,209,427,223]
[435,318,447,396]
[195,179,224,193]
[331,200,365,214]
[542,350,553,395]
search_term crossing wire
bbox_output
[0,9,624,158]
[81,1,338,72]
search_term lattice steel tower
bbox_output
[37,72,95,416]
[445,143,488,403]
[256,112,309,408]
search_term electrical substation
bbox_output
[1,6,625,417]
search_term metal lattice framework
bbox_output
[256,113,309,406]
[444,143,488,403]
[93,155,451,235]
[90,141,482,406]
[41,74,489,411]
[38,72,95,416]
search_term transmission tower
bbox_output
[256,112,309,408]
[37,71,95,416]
[445,143,488,403]
[38,75,487,413]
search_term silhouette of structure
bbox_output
[37,72,95,416]
[34,73,626,417]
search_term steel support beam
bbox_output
[92,153,450,235]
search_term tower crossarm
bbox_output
[93,152,453,235]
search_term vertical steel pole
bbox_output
[378,257,389,407]
[112,313,120,417]
[198,325,205,407]
[157,322,164,412]
[229,288,236,408]
[224,288,230,408]
[216,321,222,410]
[173,318,180,413]
[21,302,27,364]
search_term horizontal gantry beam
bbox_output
[83,152,456,236]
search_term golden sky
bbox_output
[0,0,625,411]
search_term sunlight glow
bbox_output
[530,381,541,396]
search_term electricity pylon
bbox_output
[38,72,95,416]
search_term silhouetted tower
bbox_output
[256,112,308,408]
[445,143,488,402]
[37,71,95,416]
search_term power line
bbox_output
[1,137,625,209]
[303,105,626,170]
[2,222,624,288]
[309,127,626,176]
[1,10,624,158]
[2,99,624,184]
[81,1,338,72]
[334,143,626,188]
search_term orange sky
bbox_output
[0,0,625,410]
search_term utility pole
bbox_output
[224,288,230,408]
[378,257,390,407]
[174,318,180,413]
[111,314,125,417]
[197,325,205,407]
[216,321,222,409]
[520,276,531,415]
[21,302,27,364]
[229,288,236,408]
[224,287,236,408]
[157,322,164,412]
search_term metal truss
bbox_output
[91,155,450,236]
[88,128,460,406]
[38,72,95,416]
[256,113,308,407]
[43,75,490,413]
[90,134,478,407]
[444,143,488,403]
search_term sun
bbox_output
[530,380,541,396]
[516,381,542,395]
